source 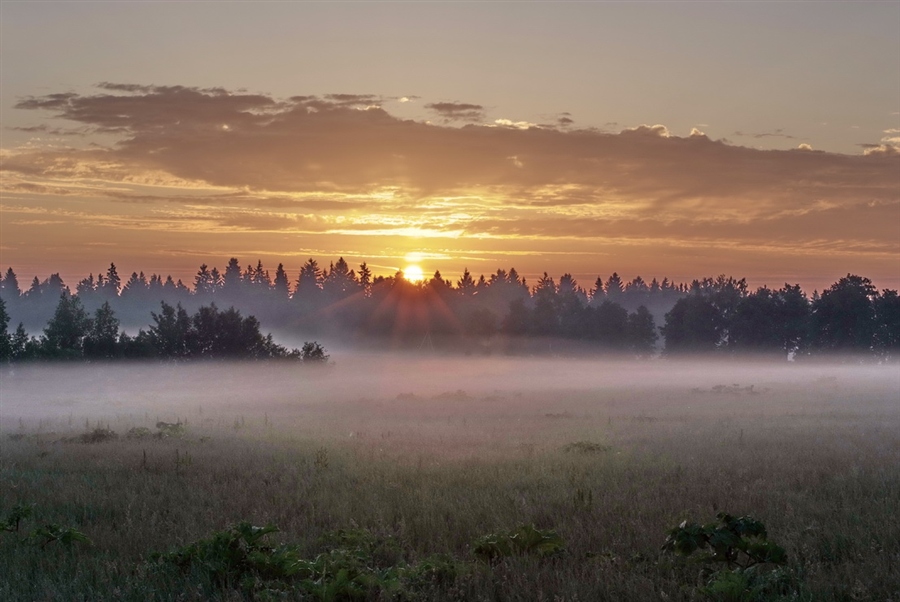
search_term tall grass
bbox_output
[1,359,898,600]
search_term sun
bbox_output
[403,264,424,282]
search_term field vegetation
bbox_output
[1,357,898,600]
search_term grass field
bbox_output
[1,356,898,601]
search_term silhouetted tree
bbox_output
[300,341,329,363]
[323,257,356,302]
[294,258,324,311]
[531,273,558,336]
[627,306,658,355]
[457,268,476,296]
[1,268,21,301]
[222,258,243,303]
[588,276,604,305]
[358,262,372,296]
[83,302,121,359]
[605,273,624,304]
[662,295,720,354]
[273,263,291,299]
[873,289,900,360]
[43,294,92,358]
[102,263,121,299]
[502,298,531,336]
[556,274,586,338]
[810,274,877,354]
[0,297,11,361]
[729,288,784,354]
[148,301,192,358]
[194,264,216,297]
[590,300,629,349]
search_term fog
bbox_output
[2,355,897,436]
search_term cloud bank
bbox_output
[2,84,898,288]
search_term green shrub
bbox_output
[663,513,800,601]
[662,512,786,570]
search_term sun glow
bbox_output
[404,264,424,282]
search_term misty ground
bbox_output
[1,356,898,600]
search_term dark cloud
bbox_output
[425,101,485,122]
[733,128,798,140]
[96,82,155,93]
[102,190,371,212]
[8,123,91,136]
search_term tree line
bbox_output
[0,295,328,363]
[1,258,897,360]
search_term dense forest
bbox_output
[1,259,898,361]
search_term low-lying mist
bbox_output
[3,355,897,451]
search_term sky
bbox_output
[1,0,898,294]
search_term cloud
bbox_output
[424,101,485,122]
[323,93,381,107]
[621,124,670,137]
[733,128,797,140]
[864,144,899,156]
[493,118,540,130]
[3,83,897,276]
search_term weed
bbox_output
[155,421,186,438]
[473,524,565,563]
[2,504,91,549]
[126,426,152,439]
[700,566,805,602]
[76,427,118,444]
[30,524,92,548]
[562,441,610,453]
[1,503,34,533]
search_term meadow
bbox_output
[1,356,898,601]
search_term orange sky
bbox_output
[1,3,898,294]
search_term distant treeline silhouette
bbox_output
[1,259,897,361]
[0,295,329,363]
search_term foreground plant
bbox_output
[1,504,33,534]
[662,512,801,601]
[152,522,465,600]
[662,512,786,570]
[473,524,565,563]
[2,504,91,549]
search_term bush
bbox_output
[662,512,799,601]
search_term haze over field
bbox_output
[3,356,898,600]
[3,356,898,432]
